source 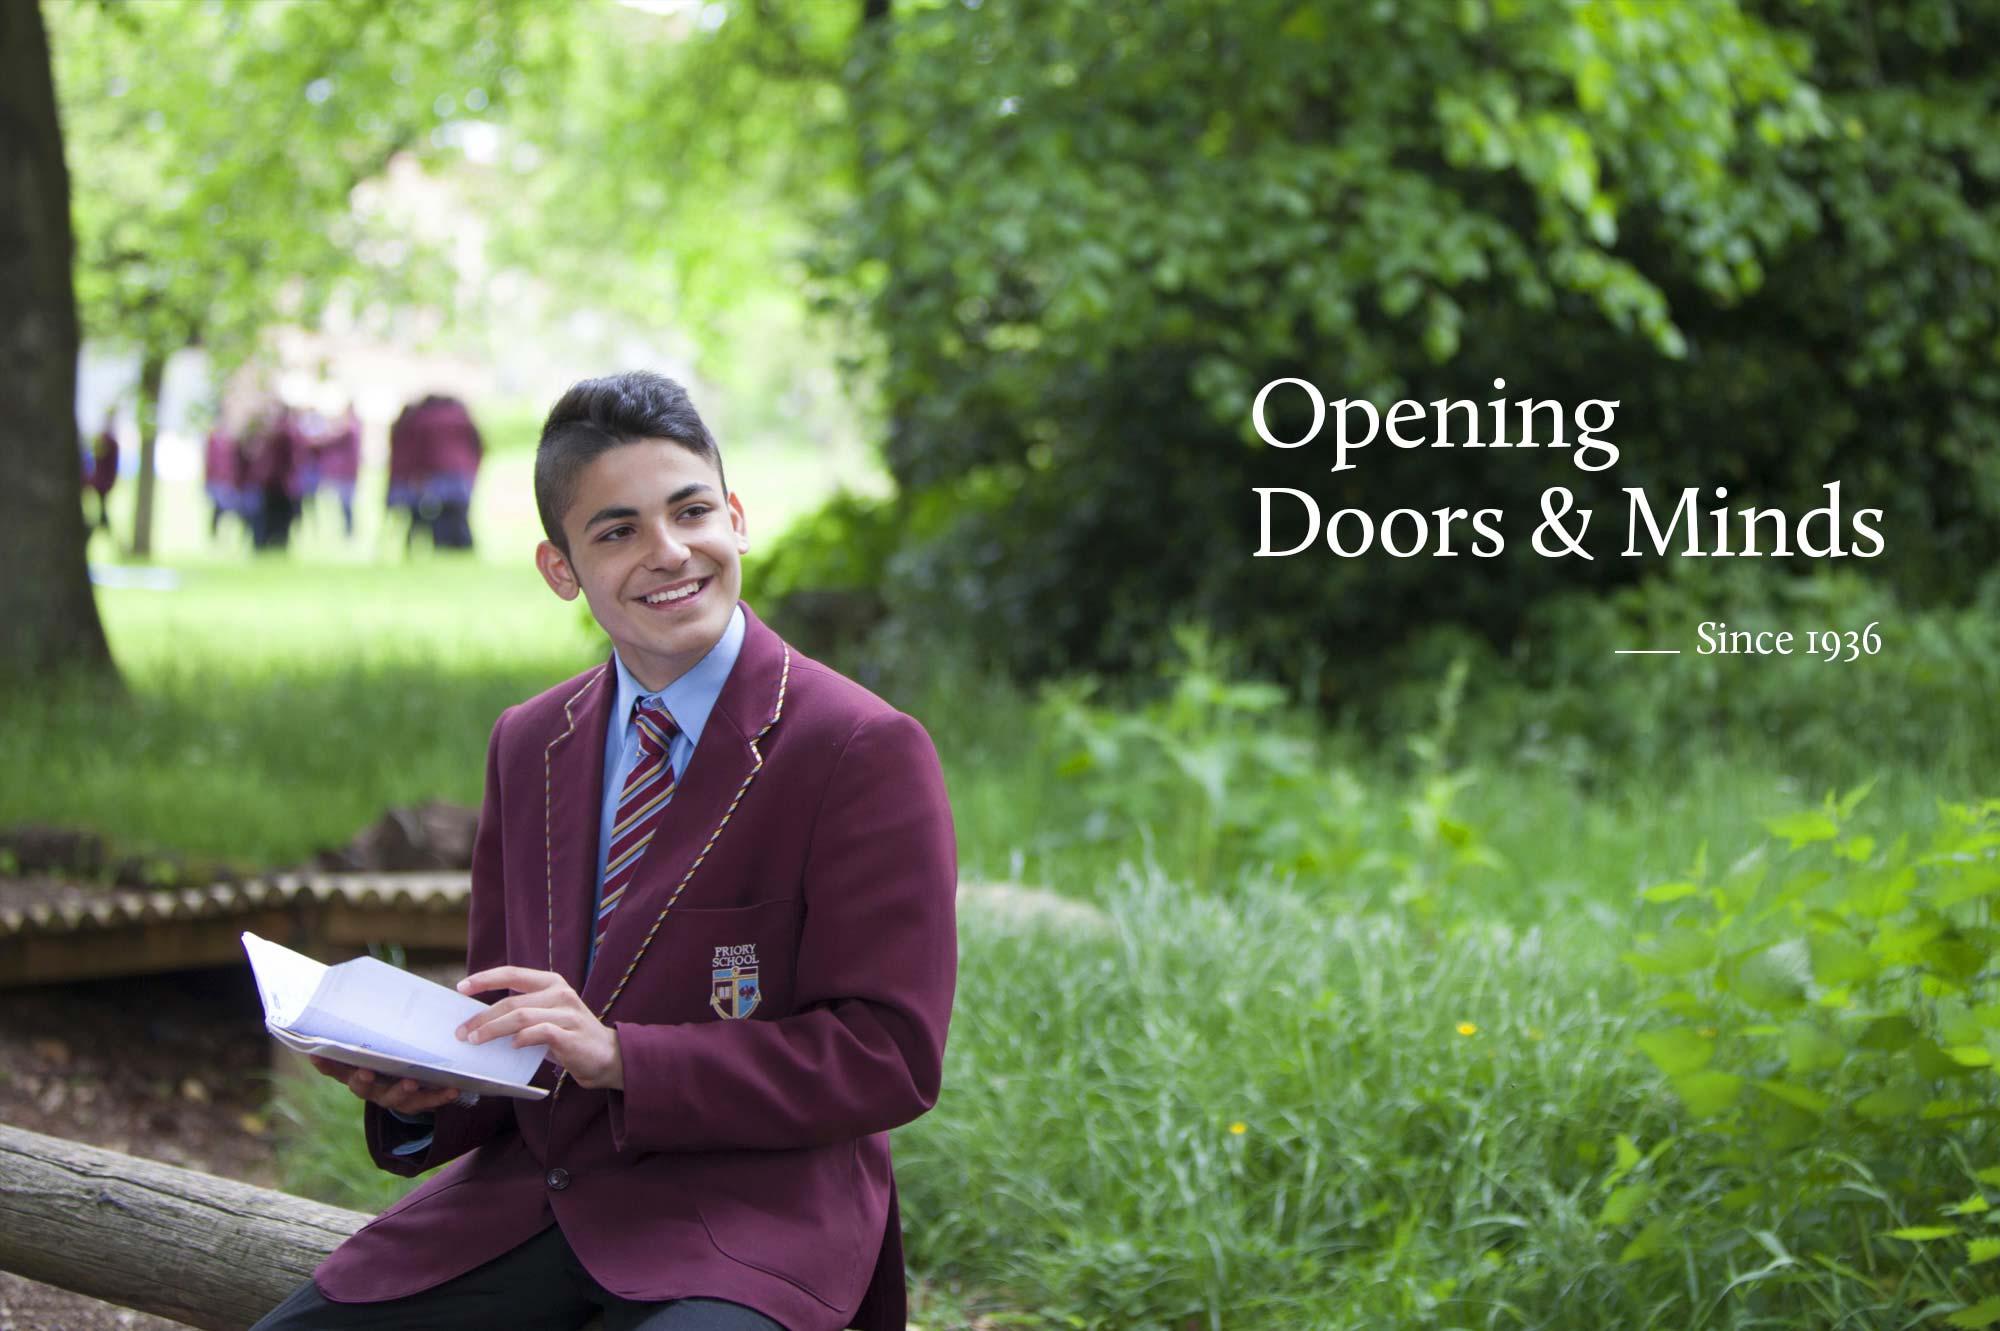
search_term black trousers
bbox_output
[251,1223,787,1331]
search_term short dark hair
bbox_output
[534,371,726,554]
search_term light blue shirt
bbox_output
[592,602,745,968]
[390,603,746,1154]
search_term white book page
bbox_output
[240,933,544,1087]
[241,931,330,1028]
[300,955,545,1084]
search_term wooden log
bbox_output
[0,1121,365,1331]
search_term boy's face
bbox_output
[535,439,749,692]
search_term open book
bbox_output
[242,932,548,1100]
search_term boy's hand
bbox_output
[456,966,624,1090]
[307,1056,462,1115]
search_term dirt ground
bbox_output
[0,967,282,1331]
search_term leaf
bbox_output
[1619,1217,1673,1263]
[1967,1237,2000,1266]
[1948,1046,1994,1068]
[1636,1029,1715,1076]
[1784,1020,1845,1074]
[1754,1079,1833,1116]
[1671,1071,1743,1117]
[1641,880,1701,904]
[1723,946,1807,1013]
[1765,811,1839,847]
[1856,1016,1919,1051]
[1924,936,1988,985]
[1623,927,1716,977]
[1976,1168,2000,1187]
[1608,1127,1640,1183]
[1810,932,1878,987]
[1944,1193,1992,1216]
[1885,1226,1960,1241]
[1598,1182,1653,1228]
[1947,1295,2000,1330]
[1853,1085,1925,1121]
[1836,780,1876,820]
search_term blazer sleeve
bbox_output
[609,709,958,1154]
[364,709,519,1175]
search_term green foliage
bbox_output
[781,0,2000,677]
[270,1069,424,1213]
[1374,564,2000,782]
[49,0,561,361]
[1036,628,1506,918]
[1617,788,2000,1318]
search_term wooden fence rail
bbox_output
[0,1121,366,1330]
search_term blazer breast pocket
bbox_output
[655,897,800,1024]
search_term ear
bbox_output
[536,539,581,601]
[727,491,749,555]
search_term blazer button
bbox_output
[545,1167,571,1191]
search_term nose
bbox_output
[641,519,690,567]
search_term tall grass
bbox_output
[12,536,1994,1327]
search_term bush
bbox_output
[1616,788,2000,1325]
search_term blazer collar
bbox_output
[542,601,792,1005]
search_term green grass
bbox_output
[16,435,882,867]
[12,509,1997,1328]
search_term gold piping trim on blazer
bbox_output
[546,668,608,974]
[553,643,792,1100]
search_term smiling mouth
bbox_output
[639,578,707,608]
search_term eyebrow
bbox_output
[582,485,717,531]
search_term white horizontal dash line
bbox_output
[1615,649,1682,655]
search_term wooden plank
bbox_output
[0,903,467,989]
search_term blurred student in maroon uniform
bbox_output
[247,405,306,551]
[387,400,424,550]
[392,393,485,552]
[317,404,362,539]
[87,407,120,539]
[205,419,242,539]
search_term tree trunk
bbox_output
[0,1122,367,1331]
[130,342,167,558]
[0,0,115,684]
[0,1122,612,1331]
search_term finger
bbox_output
[466,1006,566,1044]
[308,1055,357,1081]
[510,1021,568,1054]
[458,966,557,996]
[456,987,563,1039]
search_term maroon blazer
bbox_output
[315,605,958,1331]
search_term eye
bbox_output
[679,504,712,521]
[598,524,633,542]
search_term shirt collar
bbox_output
[610,603,746,750]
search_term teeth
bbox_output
[645,583,699,605]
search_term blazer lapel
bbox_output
[543,663,612,993]
[580,604,792,1013]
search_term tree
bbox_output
[798,0,1998,679]
[47,0,564,557]
[0,0,114,684]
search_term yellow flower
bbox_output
[1457,1022,1478,1037]
[1698,1027,1718,1039]
[1526,1027,1545,1042]
[1229,1121,1247,1136]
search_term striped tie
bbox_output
[596,697,679,957]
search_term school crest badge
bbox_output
[709,943,761,1019]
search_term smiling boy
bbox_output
[255,372,958,1331]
